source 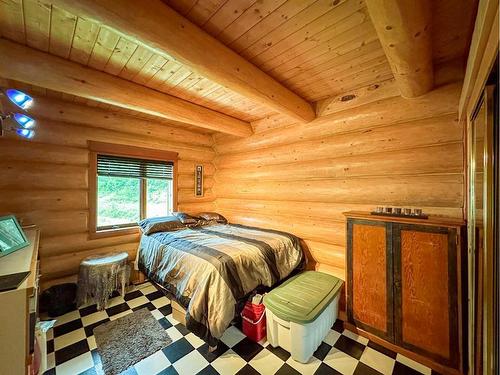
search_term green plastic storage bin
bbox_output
[263,271,343,324]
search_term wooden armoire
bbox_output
[344,212,466,375]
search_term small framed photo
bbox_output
[195,165,204,197]
[0,215,29,258]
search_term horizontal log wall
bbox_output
[213,81,465,280]
[0,99,216,288]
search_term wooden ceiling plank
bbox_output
[131,53,169,85]
[103,37,138,75]
[119,45,154,81]
[253,0,365,69]
[69,17,99,65]
[210,90,236,105]
[365,0,433,97]
[0,0,25,44]
[297,55,391,94]
[49,5,77,59]
[168,73,204,98]
[87,26,120,70]
[304,64,394,102]
[203,86,229,101]
[203,0,257,37]
[240,0,344,61]
[229,0,316,53]
[279,30,382,84]
[159,65,193,91]
[0,39,253,136]
[49,0,315,122]
[286,42,387,89]
[217,0,287,45]
[191,79,222,98]
[262,8,370,73]
[23,0,51,52]
[268,14,375,77]
[146,59,183,89]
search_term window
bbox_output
[89,142,178,238]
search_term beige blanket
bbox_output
[137,223,304,345]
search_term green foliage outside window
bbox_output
[97,176,172,227]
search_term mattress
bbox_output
[136,223,304,346]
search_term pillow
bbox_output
[172,211,199,225]
[197,212,227,224]
[138,216,185,235]
[196,219,219,227]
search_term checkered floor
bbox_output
[42,281,438,375]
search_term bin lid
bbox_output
[263,271,343,324]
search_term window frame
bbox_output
[88,141,178,239]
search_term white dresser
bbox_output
[0,227,40,375]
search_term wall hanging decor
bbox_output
[195,165,203,197]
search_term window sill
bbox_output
[88,226,140,240]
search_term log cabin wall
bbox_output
[0,96,216,289]
[213,79,465,280]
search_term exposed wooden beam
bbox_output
[49,0,316,123]
[0,93,214,147]
[0,39,252,137]
[365,0,433,98]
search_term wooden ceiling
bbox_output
[0,0,477,134]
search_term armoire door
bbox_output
[347,219,394,341]
[393,224,459,368]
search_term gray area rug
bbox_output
[93,308,172,375]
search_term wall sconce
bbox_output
[1,89,36,139]
[6,89,33,110]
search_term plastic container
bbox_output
[241,301,266,342]
[266,294,339,363]
[264,271,343,363]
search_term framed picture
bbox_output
[195,165,204,197]
[0,215,29,258]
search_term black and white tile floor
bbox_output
[43,282,439,375]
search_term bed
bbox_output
[136,223,304,346]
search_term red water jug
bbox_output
[241,301,266,342]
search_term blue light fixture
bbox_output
[16,128,35,139]
[1,89,37,139]
[6,89,33,110]
[13,113,35,129]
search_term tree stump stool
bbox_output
[77,252,130,310]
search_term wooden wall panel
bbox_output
[0,98,216,287]
[213,82,465,280]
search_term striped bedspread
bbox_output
[136,223,304,346]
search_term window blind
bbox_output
[97,154,174,179]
